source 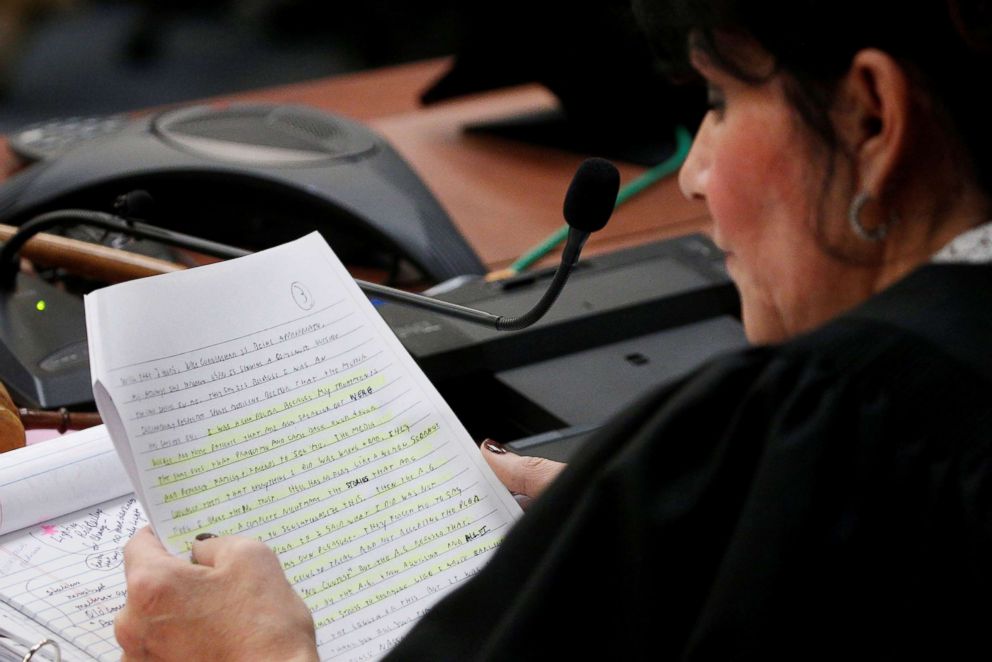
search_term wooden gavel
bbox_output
[0,383,103,451]
[0,223,187,452]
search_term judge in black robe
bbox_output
[386,261,992,660]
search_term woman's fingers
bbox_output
[481,440,566,506]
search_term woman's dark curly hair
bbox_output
[633,0,992,193]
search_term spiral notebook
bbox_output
[0,426,137,661]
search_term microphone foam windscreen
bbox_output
[563,157,621,233]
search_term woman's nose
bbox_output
[678,122,709,202]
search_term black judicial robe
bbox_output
[385,263,992,660]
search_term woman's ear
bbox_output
[835,48,914,198]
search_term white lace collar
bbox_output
[932,221,992,264]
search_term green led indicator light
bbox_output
[36,300,46,312]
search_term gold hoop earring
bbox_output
[848,191,894,242]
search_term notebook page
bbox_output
[85,233,521,660]
[0,428,138,661]
[0,494,143,662]
[0,426,127,536]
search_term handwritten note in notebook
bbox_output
[0,495,143,661]
[84,233,521,660]
[0,426,142,662]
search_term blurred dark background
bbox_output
[0,0,702,162]
[0,0,461,132]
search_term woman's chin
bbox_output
[739,299,790,345]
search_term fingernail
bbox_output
[483,440,506,455]
[195,532,218,541]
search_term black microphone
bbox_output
[497,156,619,330]
[560,156,620,265]
[0,158,620,330]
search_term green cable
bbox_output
[504,124,694,276]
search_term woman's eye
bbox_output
[706,86,726,115]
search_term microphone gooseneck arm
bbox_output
[490,156,619,331]
[494,227,588,331]
[0,211,513,326]
[358,280,502,327]
[0,158,620,331]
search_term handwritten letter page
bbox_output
[85,233,521,660]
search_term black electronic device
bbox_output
[6,114,130,163]
[373,233,747,455]
[0,274,90,409]
[0,103,484,282]
[375,234,739,380]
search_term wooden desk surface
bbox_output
[1,58,709,273]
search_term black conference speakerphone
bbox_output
[7,115,131,164]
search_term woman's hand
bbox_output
[116,527,318,662]
[480,440,566,509]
